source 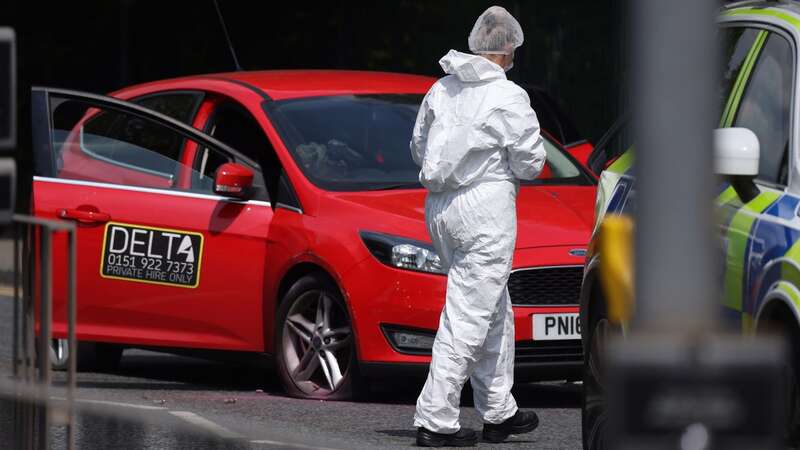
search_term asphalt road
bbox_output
[0,296,582,449]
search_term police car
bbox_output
[581,1,800,447]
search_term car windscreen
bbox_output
[265,94,593,191]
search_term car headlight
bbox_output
[360,231,445,275]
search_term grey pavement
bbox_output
[0,295,581,449]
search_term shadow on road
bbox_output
[69,350,279,391]
[72,349,581,410]
[374,428,539,447]
[374,429,417,439]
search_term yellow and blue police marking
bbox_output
[722,190,787,331]
[601,166,799,334]
[594,3,800,333]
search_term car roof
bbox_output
[118,70,437,102]
[723,1,800,22]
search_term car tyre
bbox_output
[582,298,614,450]
[88,342,124,372]
[275,273,365,400]
[777,321,800,445]
[49,338,70,371]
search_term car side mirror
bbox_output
[213,162,253,199]
[714,127,760,203]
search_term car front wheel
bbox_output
[275,273,363,400]
[771,318,800,445]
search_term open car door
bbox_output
[586,116,631,177]
[30,87,273,352]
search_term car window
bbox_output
[133,92,203,124]
[719,27,760,123]
[81,107,185,178]
[589,27,760,178]
[75,92,204,178]
[266,94,592,191]
[733,32,793,185]
[50,98,240,194]
[266,95,423,191]
[587,27,764,176]
[541,139,581,178]
[193,102,273,202]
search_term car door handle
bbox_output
[58,208,111,224]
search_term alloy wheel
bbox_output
[282,290,353,396]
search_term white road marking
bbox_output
[78,398,169,411]
[50,396,168,411]
[170,411,244,440]
[47,395,340,448]
[249,440,341,450]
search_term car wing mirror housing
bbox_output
[214,162,254,200]
[714,127,760,203]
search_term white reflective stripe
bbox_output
[33,176,271,207]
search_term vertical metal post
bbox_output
[13,222,34,450]
[19,222,35,450]
[24,225,36,450]
[12,222,22,449]
[66,229,77,450]
[13,222,19,377]
[632,0,718,331]
[20,223,32,450]
[12,221,30,450]
[37,228,51,450]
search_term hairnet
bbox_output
[468,6,524,55]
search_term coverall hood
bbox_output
[438,50,506,83]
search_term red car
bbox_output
[31,70,596,399]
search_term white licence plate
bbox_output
[533,313,581,340]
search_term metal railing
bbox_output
[0,378,252,450]
[3,214,259,449]
[9,213,78,450]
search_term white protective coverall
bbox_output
[411,49,547,433]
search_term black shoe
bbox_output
[416,427,478,447]
[482,410,539,443]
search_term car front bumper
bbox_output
[342,246,585,380]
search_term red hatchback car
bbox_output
[31,70,596,399]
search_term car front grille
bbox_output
[508,266,583,306]
[515,340,583,364]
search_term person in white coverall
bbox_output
[410,6,547,448]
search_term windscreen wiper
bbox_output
[364,182,423,191]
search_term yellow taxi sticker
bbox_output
[100,222,204,288]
